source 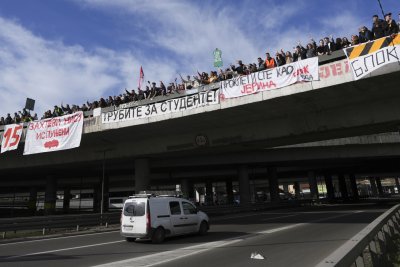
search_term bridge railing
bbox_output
[316,204,400,267]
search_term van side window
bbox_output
[182,202,197,215]
[169,201,181,215]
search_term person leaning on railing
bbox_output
[384,13,399,36]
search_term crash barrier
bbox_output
[0,212,120,237]
[316,204,400,267]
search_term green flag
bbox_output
[213,48,223,68]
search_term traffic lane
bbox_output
[0,211,332,267]
[0,209,385,267]
[156,210,385,267]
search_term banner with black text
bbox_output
[219,57,319,99]
[102,90,219,123]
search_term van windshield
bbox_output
[123,201,145,216]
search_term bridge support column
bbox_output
[395,177,400,194]
[63,187,71,213]
[369,178,378,196]
[225,179,234,205]
[93,186,101,212]
[293,182,301,199]
[205,181,214,205]
[338,174,349,200]
[375,178,384,196]
[44,176,57,215]
[268,167,280,202]
[324,174,335,201]
[181,179,194,200]
[28,187,37,215]
[238,166,250,205]
[308,171,319,200]
[135,158,150,193]
[349,174,359,200]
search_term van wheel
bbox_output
[152,227,165,244]
[125,237,136,242]
[198,221,209,236]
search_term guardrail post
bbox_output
[76,225,79,232]
[42,228,46,236]
[2,232,5,239]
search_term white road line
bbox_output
[6,240,125,259]
[0,230,120,246]
[91,211,362,267]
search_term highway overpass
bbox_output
[1,52,400,214]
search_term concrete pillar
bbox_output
[375,178,384,196]
[349,174,359,200]
[181,179,194,200]
[225,179,234,205]
[44,176,57,215]
[338,174,349,200]
[395,177,400,194]
[308,171,319,200]
[205,180,214,205]
[135,158,150,192]
[63,187,71,213]
[238,165,250,205]
[369,178,378,196]
[293,182,301,199]
[28,187,37,215]
[267,167,280,202]
[324,174,335,201]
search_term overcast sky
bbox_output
[1,0,399,116]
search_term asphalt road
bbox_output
[0,204,389,267]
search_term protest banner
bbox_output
[23,112,83,155]
[219,57,319,99]
[102,90,219,124]
[1,124,23,153]
[344,34,400,80]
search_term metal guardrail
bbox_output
[0,212,120,236]
[316,204,400,267]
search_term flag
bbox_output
[138,66,144,90]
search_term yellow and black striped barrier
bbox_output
[345,34,400,60]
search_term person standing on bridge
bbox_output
[372,14,387,39]
[264,53,276,69]
[384,13,399,36]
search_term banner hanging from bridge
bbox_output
[1,124,23,154]
[102,90,219,123]
[23,112,83,155]
[344,34,400,80]
[219,57,319,99]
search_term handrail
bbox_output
[316,204,400,267]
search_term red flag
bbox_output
[138,66,144,90]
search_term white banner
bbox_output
[344,36,400,80]
[102,90,219,123]
[1,124,23,153]
[23,112,83,155]
[220,57,319,99]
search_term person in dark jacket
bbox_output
[372,15,387,39]
[384,13,399,36]
[293,45,307,61]
[359,26,373,43]
[323,36,336,54]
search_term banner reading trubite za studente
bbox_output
[1,124,23,153]
[219,57,319,99]
[102,90,219,123]
[23,112,83,155]
[344,34,400,80]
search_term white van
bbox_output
[120,193,209,243]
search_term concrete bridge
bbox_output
[1,52,400,214]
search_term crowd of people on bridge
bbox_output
[1,12,399,127]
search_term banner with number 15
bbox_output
[1,124,23,153]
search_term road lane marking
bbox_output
[92,211,363,267]
[6,240,125,259]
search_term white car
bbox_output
[120,194,209,243]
